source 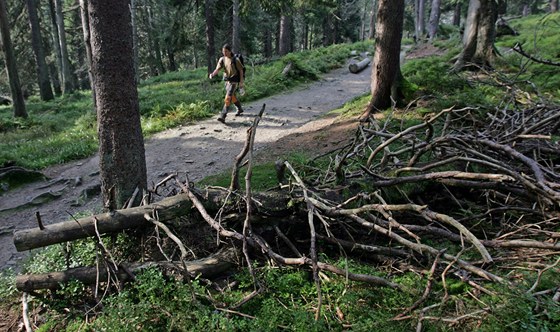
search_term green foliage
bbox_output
[0,268,17,299]
[23,232,138,275]
[495,13,560,99]
[198,162,279,191]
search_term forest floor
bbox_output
[0,44,443,273]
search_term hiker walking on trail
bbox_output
[209,44,245,124]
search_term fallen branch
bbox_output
[15,247,239,292]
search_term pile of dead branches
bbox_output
[14,95,560,325]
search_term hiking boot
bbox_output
[234,102,244,116]
[217,116,226,124]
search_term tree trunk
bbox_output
[54,0,76,94]
[0,0,27,118]
[551,0,558,12]
[232,0,241,53]
[415,0,426,41]
[279,13,292,55]
[26,0,54,101]
[522,2,530,16]
[264,23,273,58]
[427,0,442,41]
[362,0,405,116]
[205,0,216,74]
[48,0,63,96]
[453,0,497,71]
[79,0,96,112]
[130,0,139,82]
[368,0,377,39]
[453,1,461,26]
[88,0,147,210]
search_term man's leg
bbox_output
[234,101,243,116]
[218,83,235,123]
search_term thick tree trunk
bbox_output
[279,14,292,55]
[0,0,27,118]
[362,0,405,116]
[26,0,54,101]
[54,0,76,94]
[453,0,497,71]
[16,248,238,291]
[427,0,442,41]
[205,0,216,74]
[89,0,147,210]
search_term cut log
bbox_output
[16,247,239,291]
[13,189,297,252]
[349,58,371,73]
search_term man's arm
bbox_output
[209,58,223,79]
[236,59,244,86]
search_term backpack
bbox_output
[234,54,246,79]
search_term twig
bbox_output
[22,292,32,332]
[285,161,322,320]
[394,251,442,319]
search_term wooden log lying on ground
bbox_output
[349,58,371,73]
[16,247,239,291]
[13,189,296,252]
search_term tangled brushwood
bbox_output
[14,90,560,327]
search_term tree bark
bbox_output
[130,0,139,82]
[89,0,147,210]
[453,0,497,71]
[362,0,405,116]
[0,0,27,118]
[54,0,76,94]
[26,0,54,101]
[427,0,442,41]
[279,13,292,55]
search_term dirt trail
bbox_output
[0,58,372,271]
